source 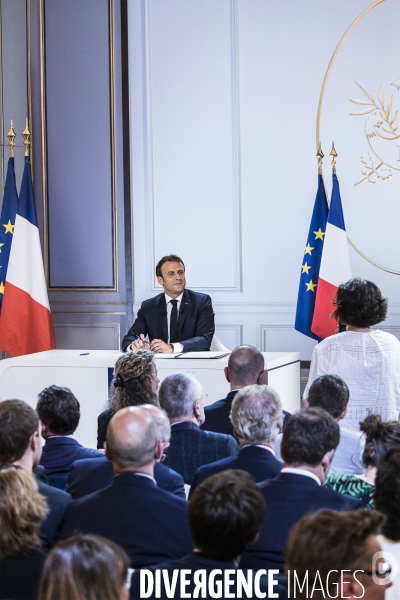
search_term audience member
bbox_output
[97,350,160,448]
[67,404,185,499]
[39,533,129,600]
[326,414,400,508]
[286,509,391,600]
[0,466,48,600]
[0,400,71,550]
[61,406,192,566]
[240,407,362,572]
[276,374,364,474]
[191,385,282,494]
[158,373,239,484]
[305,278,400,430]
[37,385,103,488]
[374,447,400,600]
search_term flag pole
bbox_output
[316,144,324,175]
[7,120,16,158]
[22,118,31,157]
[330,142,338,174]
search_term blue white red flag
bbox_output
[0,157,18,312]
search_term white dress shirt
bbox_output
[165,293,183,353]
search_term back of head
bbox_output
[37,385,80,435]
[375,447,400,541]
[189,470,266,561]
[39,534,129,600]
[227,345,265,387]
[307,374,349,419]
[140,404,171,442]
[109,350,158,413]
[332,277,387,327]
[0,466,48,559]
[231,384,282,445]
[158,372,202,420]
[281,407,340,467]
[286,509,384,599]
[106,406,159,469]
[0,400,39,463]
[360,414,400,468]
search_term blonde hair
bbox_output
[39,534,129,600]
[0,467,48,559]
[109,350,159,412]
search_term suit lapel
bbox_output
[177,289,190,338]
[157,294,168,342]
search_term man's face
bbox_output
[157,261,186,298]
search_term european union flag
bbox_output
[294,174,328,340]
[0,157,18,311]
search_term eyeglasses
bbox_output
[160,453,167,463]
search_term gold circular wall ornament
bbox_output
[316,0,400,276]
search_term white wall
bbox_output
[128,0,400,359]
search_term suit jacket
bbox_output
[202,391,291,437]
[121,289,215,352]
[61,472,192,567]
[164,421,239,484]
[0,550,45,600]
[36,478,71,550]
[66,455,186,499]
[190,445,282,496]
[40,436,104,475]
[240,472,362,572]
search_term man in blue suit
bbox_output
[239,407,363,573]
[191,384,283,495]
[121,254,215,353]
[61,406,192,567]
[37,385,104,487]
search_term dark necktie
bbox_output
[169,299,179,343]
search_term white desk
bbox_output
[0,349,300,448]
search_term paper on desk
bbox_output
[175,351,230,359]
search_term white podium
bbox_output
[0,350,300,448]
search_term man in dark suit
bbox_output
[37,385,103,486]
[67,404,186,499]
[122,254,215,353]
[202,345,290,437]
[130,470,288,600]
[61,406,192,567]
[158,373,239,484]
[191,384,283,495]
[240,407,362,573]
[0,400,71,550]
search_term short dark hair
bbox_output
[227,345,265,387]
[332,278,387,327]
[307,374,349,419]
[0,400,39,463]
[375,447,400,541]
[189,470,266,560]
[155,255,185,278]
[280,407,340,467]
[37,386,80,436]
[360,414,400,468]
[286,509,385,599]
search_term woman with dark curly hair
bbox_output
[304,278,400,430]
[97,350,160,448]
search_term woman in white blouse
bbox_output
[304,278,400,431]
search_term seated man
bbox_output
[0,400,71,550]
[121,254,215,353]
[67,404,186,499]
[191,384,282,494]
[130,470,288,600]
[61,406,192,567]
[240,407,362,572]
[286,509,391,600]
[275,374,364,475]
[37,385,103,486]
[158,373,239,484]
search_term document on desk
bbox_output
[175,351,230,359]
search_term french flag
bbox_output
[311,174,352,339]
[0,157,55,356]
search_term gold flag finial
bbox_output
[316,143,324,175]
[22,118,31,157]
[7,120,16,158]
[330,142,338,174]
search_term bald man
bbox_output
[61,407,192,567]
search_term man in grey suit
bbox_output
[159,373,239,484]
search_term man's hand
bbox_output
[130,334,147,350]
[150,339,174,354]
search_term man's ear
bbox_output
[39,420,48,437]
[105,442,113,461]
[157,275,164,286]
[224,367,230,383]
[248,531,260,546]
[303,398,309,409]
[257,370,265,385]
[339,407,348,420]
[193,400,201,419]
[337,573,363,599]
[321,448,335,468]
[154,440,163,462]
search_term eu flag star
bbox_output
[313,228,325,240]
[305,279,317,292]
[304,243,314,255]
[302,262,311,274]
[3,220,14,234]
[0,243,4,253]
[0,281,4,294]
